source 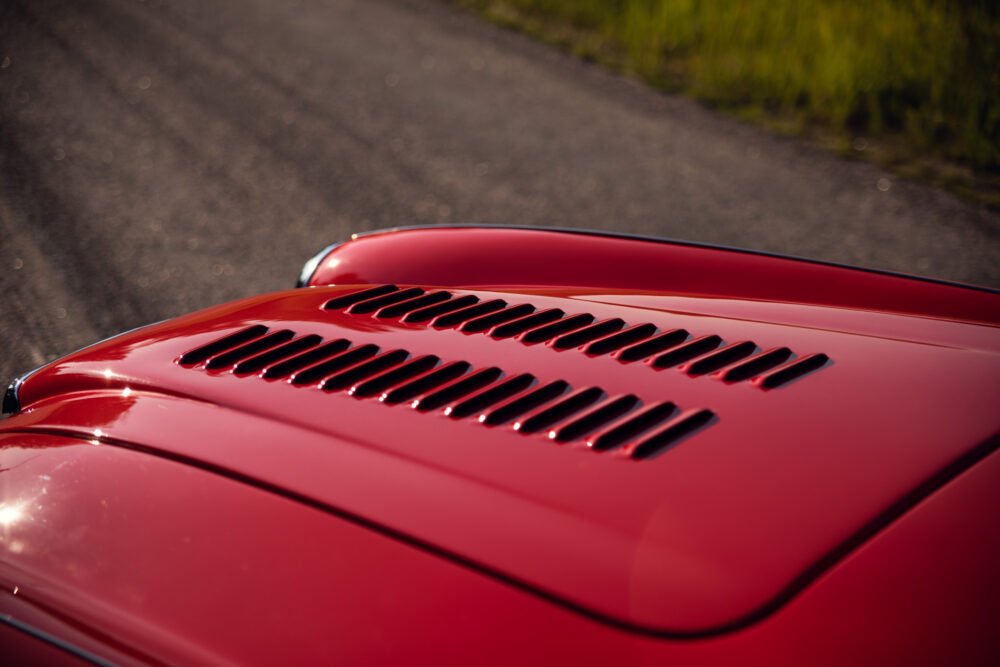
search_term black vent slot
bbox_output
[617,328,689,362]
[625,409,716,459]
[320,285,828,389]
[382,361,472,404]
[403,295,479,323]
[650,335,723,368]
[292,344,379,386]
[375,291,452,319]
[552,318,625,350]
[682,340,756,375]
[321,349,409,391]
[178,325,269,366]
[520,313,595,344]
[720,347,792,382]
[322,284,400,310]
[205,330,296,370]
[179,327,718,459]
[755,353,831,389]
[490,309,564,339]
[549,394,640,442]
[445,373,536,419]
[263,339,351,379]
[586,401,677,451]
[347,287,425,314]
[481,380,570,426]
[460,304,535,333]
[513,387,604,435]
[413,367,503,412]
[352,354,440,398]
[234,335,323,376]
[431,300,507,328]
[585,323,658,356]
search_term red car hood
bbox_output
[10,281,1000,635]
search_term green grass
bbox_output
[457,0,1000,206]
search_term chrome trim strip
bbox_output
[297,223,998,295]
[0,614,118,667]
[2,319,168,418]
[296,242,343,288]
[2,368,37,418]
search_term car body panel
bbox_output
[2,227,999,663]
[6,283,999,634]
[306,226,1000,324]
[1,432,998,665]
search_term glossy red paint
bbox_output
[1,432,998,666]
[2,228,999,665]
[308,226,999,324]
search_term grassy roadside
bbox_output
[455,0,1000,208]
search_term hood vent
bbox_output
[178,326,717,460]
[322,285,829,389]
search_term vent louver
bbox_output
[322,285,829,389]
[178,326,717,460]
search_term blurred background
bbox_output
[1,0,998,382]
[464,0,1000,202]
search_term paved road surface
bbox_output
[2,0,998,383]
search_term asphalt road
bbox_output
[1,0,998,383]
